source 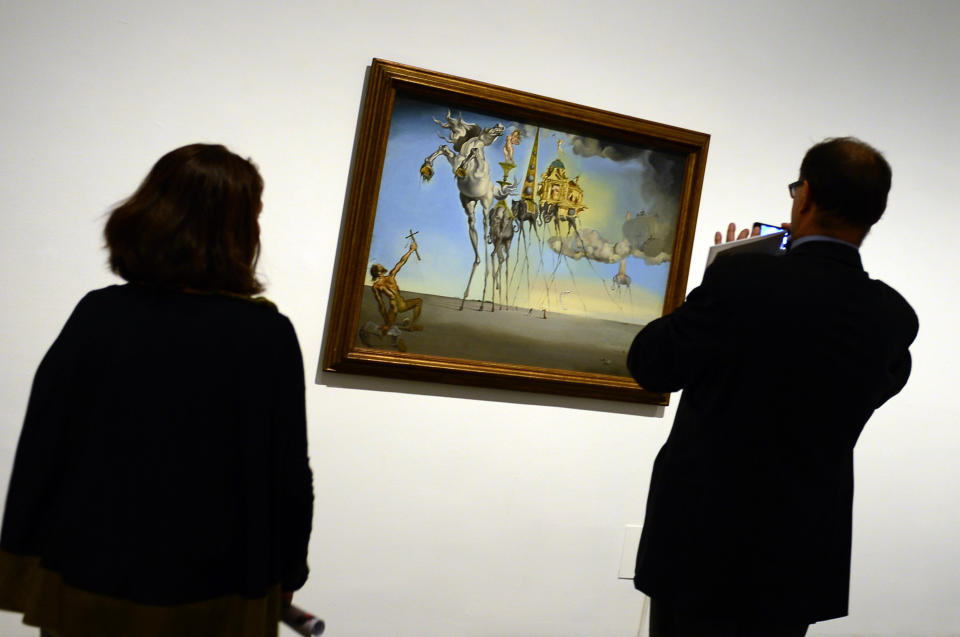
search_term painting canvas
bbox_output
[322,60,708,404]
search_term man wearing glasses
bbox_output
[627,137,918,637]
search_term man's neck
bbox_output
[791,203,867,246]
[790,234,860,251]
[792,226,864,246]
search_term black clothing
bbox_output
[628,241,917,623]
[650,597,808,637]
[0,284,314,637]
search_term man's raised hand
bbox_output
[714,222,761,245]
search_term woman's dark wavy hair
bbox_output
[800,137,891,230]
[105,143,264,295]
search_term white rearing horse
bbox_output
[420,112,515,310]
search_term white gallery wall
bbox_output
[1,1,958,635]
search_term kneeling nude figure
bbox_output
[370,241,423,334]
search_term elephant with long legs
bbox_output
[487,203,515,310]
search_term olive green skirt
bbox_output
[0,551,282,637]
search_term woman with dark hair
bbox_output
[0,144,314,637]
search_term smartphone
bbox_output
[753,222,790,249]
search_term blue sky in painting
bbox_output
[365,94,685,325]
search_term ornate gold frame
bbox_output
[321,59,709,405]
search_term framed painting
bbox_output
[321,59,708,404]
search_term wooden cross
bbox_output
[405,229,420,260]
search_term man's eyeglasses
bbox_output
[788,180,804,198]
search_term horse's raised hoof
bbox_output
[419,163,434,181]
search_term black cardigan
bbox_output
[0,284,313,637]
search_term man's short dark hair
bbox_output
[105,144,264,295]
[800,137,892,230]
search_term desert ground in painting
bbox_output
[356,286,646,378]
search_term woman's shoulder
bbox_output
[66,284,130,319]
[202,290,300,345]
[79,284,295,332]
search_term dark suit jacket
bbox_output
[627,240,917,623]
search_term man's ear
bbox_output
[795,180,813,214]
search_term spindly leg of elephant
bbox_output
[479,208,492,311]
[459,202,481,311]
[492,247,509,309]
[504,253,509,309]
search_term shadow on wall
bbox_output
[318,369,666,419]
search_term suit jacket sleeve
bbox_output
[627,261,735,393]
[877,290,919,406]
